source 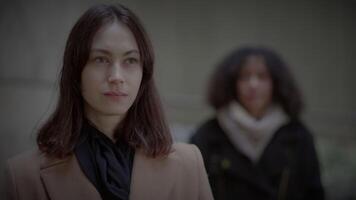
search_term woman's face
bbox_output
[81,21,143,120]
[236,55,273,119]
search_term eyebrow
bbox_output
[123,50,140,57]
[91,48,139,57]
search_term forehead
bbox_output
[242,55,268,72]
[91,21,138,52]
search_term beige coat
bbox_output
[5,143,213,200]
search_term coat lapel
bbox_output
[39,154,101,200]
[39,150,176,200]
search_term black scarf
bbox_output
[75,120,134,200]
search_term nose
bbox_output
[248,75,260,88]
[107,62,124,83]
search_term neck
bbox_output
[85,111,124,141]
[246,106,270,120]
[249,110,265,120]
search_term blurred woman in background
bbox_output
[191,46,324,200]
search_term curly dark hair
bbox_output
[207,46,304,120]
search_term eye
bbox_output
[258,72,271,80]
[124,57,140,65]
[238,73,250,81]
[93,56,110,64]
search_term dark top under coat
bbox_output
[75,120,135,200]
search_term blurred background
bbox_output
[0,0,355,199]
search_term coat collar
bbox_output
[215,125,290,196]
[39,154,101,200]
[39,149,175,200]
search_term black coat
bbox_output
[190,118,324,200]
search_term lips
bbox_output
[103,91,128,97]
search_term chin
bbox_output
[101,108,129,116]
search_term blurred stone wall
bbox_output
[1,0,355,199]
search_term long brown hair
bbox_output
[37,4,172,158]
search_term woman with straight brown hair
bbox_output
[5,4,213,200]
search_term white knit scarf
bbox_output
[217,101,288,164]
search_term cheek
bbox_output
[131,69,143,90]
[81,68,102,97]
[81,78,94,104]
[81,71,89,93]
[261,81,273,97]
[236,81,248,98]
[81,71,93,92]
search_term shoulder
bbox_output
[171,143,202,163]
[168,143,209,184]
[6,148,73,187]
[8,148,70,171]
[6,149,46,199]
[172,143,198,154]
[155,143,205,172]
[279,120,313,138]
[276,120,317,148]
[156,143,202,164]
[133,143,213,199]
[190,117,223,142]
[7,149,42,175]
[194,118,220,134]
[169,143,213,199]
[135,143,205,180]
